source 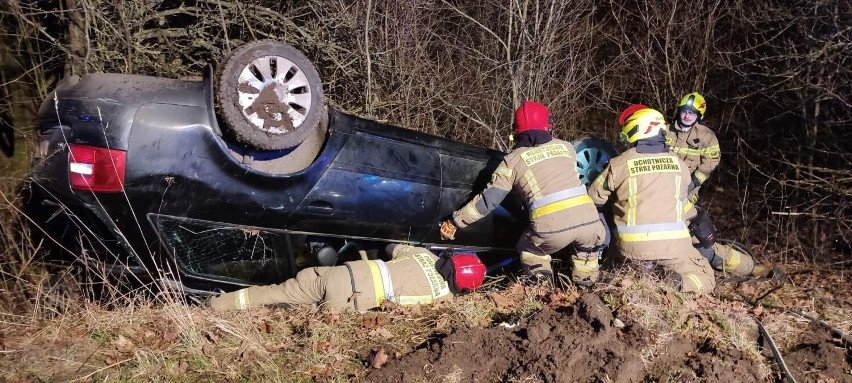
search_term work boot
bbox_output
[751,263,783,280]
[572,276,595,290]
[520,252,554,287]
[571,255,600,289]
[523,269,554,288]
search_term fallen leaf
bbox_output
[408,304,423,315]
[368,348,389,369]
[178,359,189,374]
[362,314,390,329]
[266,342,288,352]
[203,330,219,344]
[488,292,512,310]
[162,328,178,343]
[202,344,215,357]
[362,316,378,329]
[114,335,134,353]
[258,320,270,334]
[369,328,394,339]
[103,350,118,365]
[237,341,259,362]
[143,330,157,343]
[435,317,450,331]
[309,366,335,379]
[313,341,330,351]
[120,326,140,342]
[322,312,340,324]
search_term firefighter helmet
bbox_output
[675,92,706,130]
[514,100,552,133]
[438,253,486,293]
[677,92,707,118]
[618,104,649,126]
[620,107,667,144]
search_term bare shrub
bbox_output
[714,0,851,260]
[0,0,847,308]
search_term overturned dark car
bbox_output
[25,41,614,294]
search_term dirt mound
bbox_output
[366,293,764,382]
[781,322,852,382]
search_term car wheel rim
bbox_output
[574,138,617,186]
[236,55,314,135]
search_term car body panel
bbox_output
[28,71,526,292]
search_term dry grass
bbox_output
[0,225,846,383]
[598,267,777,379]
[1,170,843,382]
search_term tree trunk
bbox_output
[64,0,87,76]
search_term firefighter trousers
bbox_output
[209,266,355,311]
[694,242,755,278]
[517,218,606,282]
[619,237,716,295]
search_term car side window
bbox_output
[150,215,295,284]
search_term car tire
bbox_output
[217,40,324,150]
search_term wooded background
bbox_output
[1,0,849,261]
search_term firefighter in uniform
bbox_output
[667,93,772,278]
[588,105,715,294]
[208,245,486,311]
[440,100,606,287]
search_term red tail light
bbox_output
[69,144,126,192]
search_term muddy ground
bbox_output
[367,292,851,383]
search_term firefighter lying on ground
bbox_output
[208,245,486,311]
[666,92,774,279]
[587,105,715,294]
[440,100,606,288]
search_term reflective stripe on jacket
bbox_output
[587,148,694,243]
[453,139,598,232]
[665,123,720,185]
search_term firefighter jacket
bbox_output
[345,245,452,311]
[587,147,696,260]
[666,123,720,204]
[452,138,600,234]
[209,246,452,312]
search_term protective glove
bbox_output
[440,219,457,241]
[687,175,701,194]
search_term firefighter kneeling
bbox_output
[209,245,486,311]
[588,105,715,294]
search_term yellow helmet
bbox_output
[677,92,707,120]
[620,107,668,144]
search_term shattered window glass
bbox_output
[150,215,295,284]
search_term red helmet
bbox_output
[618,104,649,126]
[437,253,486,293]
[514,101,552,133]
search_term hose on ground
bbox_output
[720,290,852,383]
[753,317,798,383]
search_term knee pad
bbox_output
[688,210,716,248]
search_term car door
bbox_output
[288,130,442,242]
